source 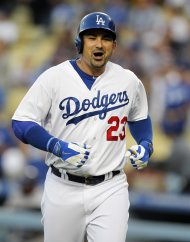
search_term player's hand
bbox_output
[52,140,91,168]
[126,141,153,170]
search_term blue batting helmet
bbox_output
[75,12,116,54]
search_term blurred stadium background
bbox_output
[0,0,190,241]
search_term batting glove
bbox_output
[126,141,153,170]
[49,138,91,168]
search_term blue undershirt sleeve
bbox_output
[128,115,153,144]
[128,116,153,157]
[12,120,57,152]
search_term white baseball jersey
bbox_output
[12,60,148,176]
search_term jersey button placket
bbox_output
[92,116,97,140]
[91,87,98,142]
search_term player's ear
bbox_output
[113,40,117,50]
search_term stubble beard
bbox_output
[90,55,108,70]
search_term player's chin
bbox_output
[92,58,106,68]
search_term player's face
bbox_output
[80,29,116,75]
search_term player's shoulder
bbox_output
[36,60,71,81]
[43,60,70,74]
[108,62,140,82]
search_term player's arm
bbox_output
[127,115,153,170]
[12,120,91,168]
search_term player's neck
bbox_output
[76,58,105,78]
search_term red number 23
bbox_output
[107,116,127,141]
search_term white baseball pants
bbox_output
[41,170,130,242]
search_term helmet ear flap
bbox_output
[75,36,83,54]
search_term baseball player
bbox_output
[12,12,153,242]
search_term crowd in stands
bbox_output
[0,0,190,210]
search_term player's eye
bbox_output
[103,36,113,41]
[88,36,96,40]
[85,34,96,38]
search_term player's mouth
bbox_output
[92,51,104,60]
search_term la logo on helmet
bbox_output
[96,15,105,25]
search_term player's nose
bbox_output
[95,37,103,48]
